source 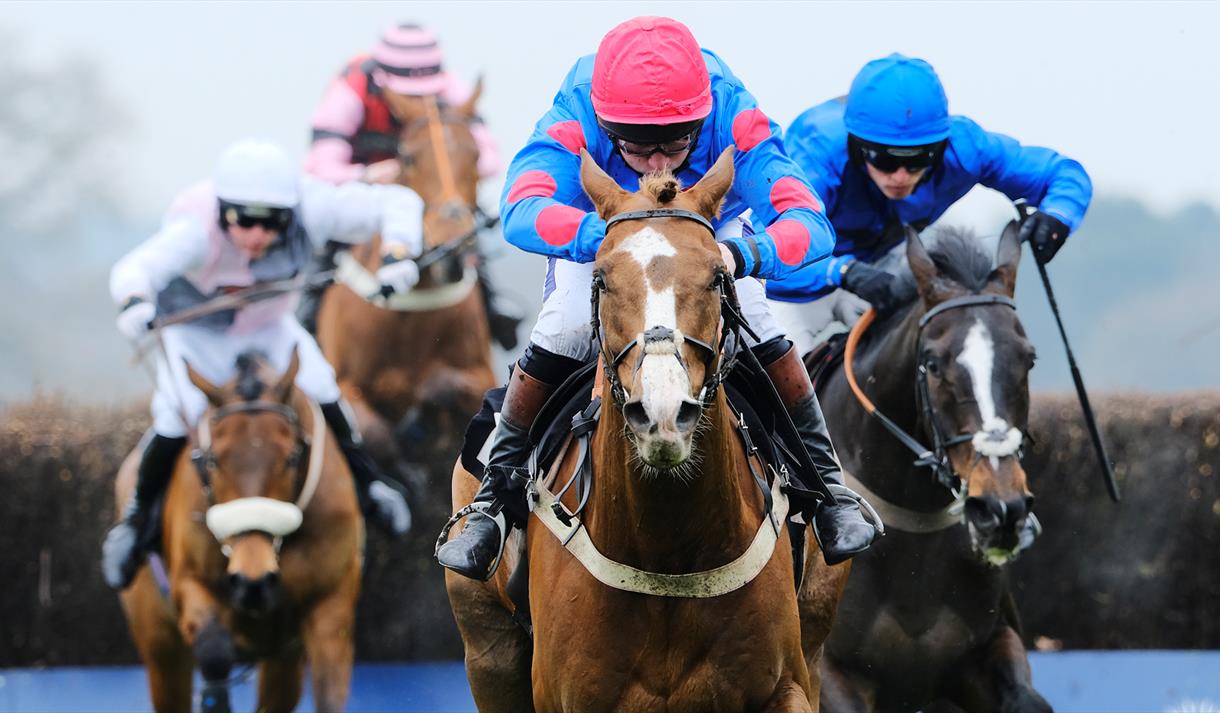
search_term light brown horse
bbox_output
[315,85,496,478]
[116,349,363,712]
[446,149,845,712]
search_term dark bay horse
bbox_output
[115,350,363,712]
[445,149,842,712]
[815,225,1051,712]
[315,84,496,477]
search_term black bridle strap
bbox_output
[919,294,1016,328]
[605,208,715,236]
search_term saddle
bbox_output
[456,356,810,632]
[806,332,849,394]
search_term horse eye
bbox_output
[924,357,941,377]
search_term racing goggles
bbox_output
[858,140,944,174]
[610,131,698,158]
[600,117,704,158]
[220,201,293,231]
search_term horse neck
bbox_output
[585,386,760,573]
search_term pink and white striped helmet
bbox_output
[371,22,449,96]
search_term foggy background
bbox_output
[2,1,1217,402]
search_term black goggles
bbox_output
[858,140,944,173]
[220,201,293,231]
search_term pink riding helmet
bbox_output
[591,16,713,126]
[371,22,449,96]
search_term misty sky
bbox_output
[8,1,1220,225]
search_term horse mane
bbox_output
[234,350,268,402]
[639,171,682,206]
[926,226,994,293]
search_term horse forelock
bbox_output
[234,350,268,402]
[639,171,682,206]
[927,227,994,293]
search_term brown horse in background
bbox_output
[116,350,363,712]
[445,149,846,712]
[815,225,1051,712]
[315,84,496,486]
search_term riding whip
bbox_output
[1014,201,1121,502]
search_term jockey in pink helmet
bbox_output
[436,17,879,583]
[300,22,521,348]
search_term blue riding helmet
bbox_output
[844,53,950,147]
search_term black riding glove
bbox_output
[1018,210,1070,265]
[841,260,901,314]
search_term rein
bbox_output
[193,398,326,547]
[525,206,790,598]
[842,295,1017,529]
[591,207,754,413]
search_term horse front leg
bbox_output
[122,571,193,713]
[302,567,359,713]
[762,678,815,713]
[256,648,306,713]
[942,624,1051,713]
[175,578,234,713]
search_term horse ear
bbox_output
[985,220,1022,297]
[186,361,225,407]
[455,76,484,119]
[271,347,300,404]
[382,89,423,124]
[580,148,629,219]
[685,147,735,220]
[906,226,963,306]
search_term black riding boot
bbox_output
[475,254,523,351]
[320,401,412,537]
[765,343,877,565]
[296,241,342,335]
[101,433,186,590]
[436,367,555,580]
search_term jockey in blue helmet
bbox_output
[765,54,1091,352]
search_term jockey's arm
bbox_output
[500,100,607,264]
[723,94,837,281]
[299,175,425,258]
[304,78,368,185]
[965,118,1093,231]
[109,217,210,307]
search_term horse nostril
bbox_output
[1024,494,1036,515]
[623,401,652,432]
[228,573,241,591]
[964,496,1002,532]
[675,400,701,433]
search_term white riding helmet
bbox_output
[212,139,300,207]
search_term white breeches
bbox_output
[150,315,339,437]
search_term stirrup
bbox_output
[434,500,510,579]
[823,482,886,537]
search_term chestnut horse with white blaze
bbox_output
[115,349,363,713]
[446,148,846,712]
[315,84,496,477]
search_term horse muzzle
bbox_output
[964,494,1038,566]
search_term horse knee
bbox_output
[194,619,235,683]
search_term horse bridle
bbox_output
[192,401,305,499]
[845,294,1020,493]
[591,208,756,414]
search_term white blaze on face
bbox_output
[618,227,691,431]
[956,318,1023,467]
